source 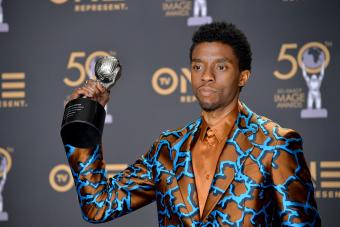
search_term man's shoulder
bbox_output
[250,111,302,145]
[239,102,300,144]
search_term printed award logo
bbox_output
[187,0,212,26]
[0,72,28,108]
[310,161,340,199]
[273,41,331,119]
[50,0,68,4]
[0,0,9,32]
[162,0,192,17]
[298,42,330,118]
[0,147,13,221]
[152,67,196,103]
[50,0,128,13]
[162,0,213,26]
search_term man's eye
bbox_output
[217,65,226,71]
[192,65,202,70]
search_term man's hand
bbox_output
[68,79,110,107]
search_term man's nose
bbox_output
[202,68,214,82]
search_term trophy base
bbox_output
[0,212,8,221]
[300,108,328,118]
[61,98,106,148]
[0,23,9,32]
[187,16,212,26]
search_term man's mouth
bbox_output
[198,86,218,96]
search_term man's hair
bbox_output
[190,22,252,72]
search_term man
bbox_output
[64,22,321,226]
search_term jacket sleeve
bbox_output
[271,130,321,226]
[64,141,157,223]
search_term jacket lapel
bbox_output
[201,102,256,220]
[171,119,201,221]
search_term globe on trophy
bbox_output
[298,43,330,119]
[0,0,9,32]
[0,155,8,221]
[89,57,113,124]
[187,0,212,26]
[61,56,122,148]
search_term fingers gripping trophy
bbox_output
[61,56,121,147]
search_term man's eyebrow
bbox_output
[191,58,203,62]
[191,57,233,63]
[216,57,232,63]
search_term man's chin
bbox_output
[198,101,219,112]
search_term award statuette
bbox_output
[187,0,212,27]
[0,0,9,33]
[0,155,8,221]
[61,56,122,147]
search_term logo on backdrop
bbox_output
[273,41,331,119]
[49,163,127,192]
[0,147,13,221]
[50,0,128,13]
[162,0,213,26]
[162,0,192,17]
[281,0,303,2]
[0,72,28,108]
[187,0,212,26]
[299,42,329,118]
[63,50,116,123]
[0,0,8,32]
[152,67,196,103]
[310,161,340,199]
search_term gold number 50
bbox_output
[63,51,111,87]
[273,43,298,80]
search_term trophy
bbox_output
[298,44,329,119]
[187,0,212,26]
[0,0,9,32]
[0,155,8,221]
[61,56,121,147]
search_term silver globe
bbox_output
[95,56,122,90]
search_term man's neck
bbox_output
[202,96,239,127]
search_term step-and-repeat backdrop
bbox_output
[0,0,339,226]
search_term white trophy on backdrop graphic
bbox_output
[0,0,9,32]
[187,0,212,26]
[300,46,328,118]
[0,155,8,221]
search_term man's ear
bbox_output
[239,70,251,87]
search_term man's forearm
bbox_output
[64,142,156,223]
[65,144,126,223]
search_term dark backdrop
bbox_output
[0,0,339,226]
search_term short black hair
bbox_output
[190,22,252,72]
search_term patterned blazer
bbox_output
[64,102,321,226]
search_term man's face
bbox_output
[191,41,245,112]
